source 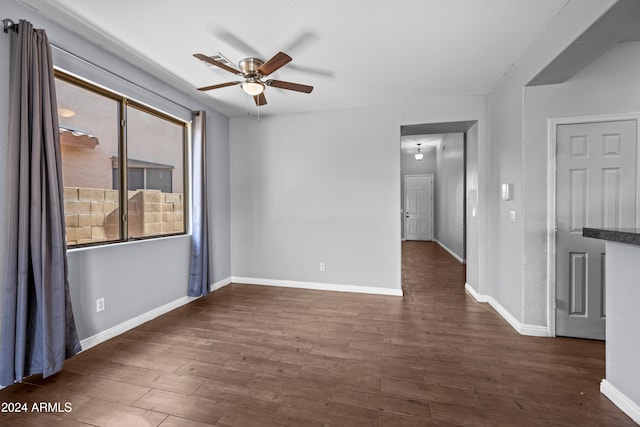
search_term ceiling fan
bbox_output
[193,51,313,106]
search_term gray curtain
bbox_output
[188,111,211,296]
[0,19,81,386]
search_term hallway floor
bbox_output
[0,241,634,426]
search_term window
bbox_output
[55,71,188,247]
[112,157,174,193]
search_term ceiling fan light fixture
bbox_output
[415,143,424,161]
[194,51,314,108]
[241,80,265,96]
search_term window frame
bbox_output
[55,69,190,248]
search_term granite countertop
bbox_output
[583,227,640,245]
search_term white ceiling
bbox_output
[21,0,568,118]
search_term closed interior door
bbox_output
[405,174,433,241]
[556,120,637,339]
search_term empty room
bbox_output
[1,0,640,425]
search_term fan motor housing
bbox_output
[239,57,264,76]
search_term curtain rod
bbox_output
[49,43,193,111]
[3,18,17,33]
[3,16,194,114]
[49,44,194,114]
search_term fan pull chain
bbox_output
[256,103,260,123]
[245,94,250,116]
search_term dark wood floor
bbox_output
[0,241,635,426]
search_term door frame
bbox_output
[403,173,434,241]
[546,112,640,337]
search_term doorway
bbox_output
[551,117,638,339]
[400,121,477,274]
[404,174,434,241]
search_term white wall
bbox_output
[465,123,479,291]
[489,75,524,320]
[434,133,465,259]
[206,109,232,285]
[523,40,640,328]
[603,241,640,422]
[67,237,190,339]
[231,106,402,291]
[231,96,489,294]
[487,0,617,326]
[0,1,231,342]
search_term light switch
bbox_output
[509,211,517,222]
[501,183,513,201]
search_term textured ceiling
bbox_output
[21,0,568,118]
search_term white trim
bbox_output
[601,379,640,425]
[464,282,488,302]
[547,113,640,338]
[465,284,550,337]
[547,117,558,337]
[487,295,523,332]
[67,233,191,253]
[434,239,465,263]
[79,295,198,351]
[211,276,232,292]
[231,276,403,296]
[519,323,553,337]
[79,276,232,351]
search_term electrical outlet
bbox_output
[96,298,105,312]
[319,262,326,272]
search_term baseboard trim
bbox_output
[464,282,488,302]
[79,295,198,351]
[465,283,550,337]
[434,239,465,264]
[80,276,233,351]
[211,276,232,292]
[231,276,403,296]
[76,274,401,358]
[517,323,551,337]
[601,379,640,425]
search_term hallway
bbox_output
[401,241,632,425]
[0,242,634,425]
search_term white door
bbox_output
[405,174,433,241]
[556,120,637,339]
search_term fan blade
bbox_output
[254,92,267,106]
[267,79,313,93]
[197,81,241,91]
[257,52,292,76]
[194,53,241,75]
